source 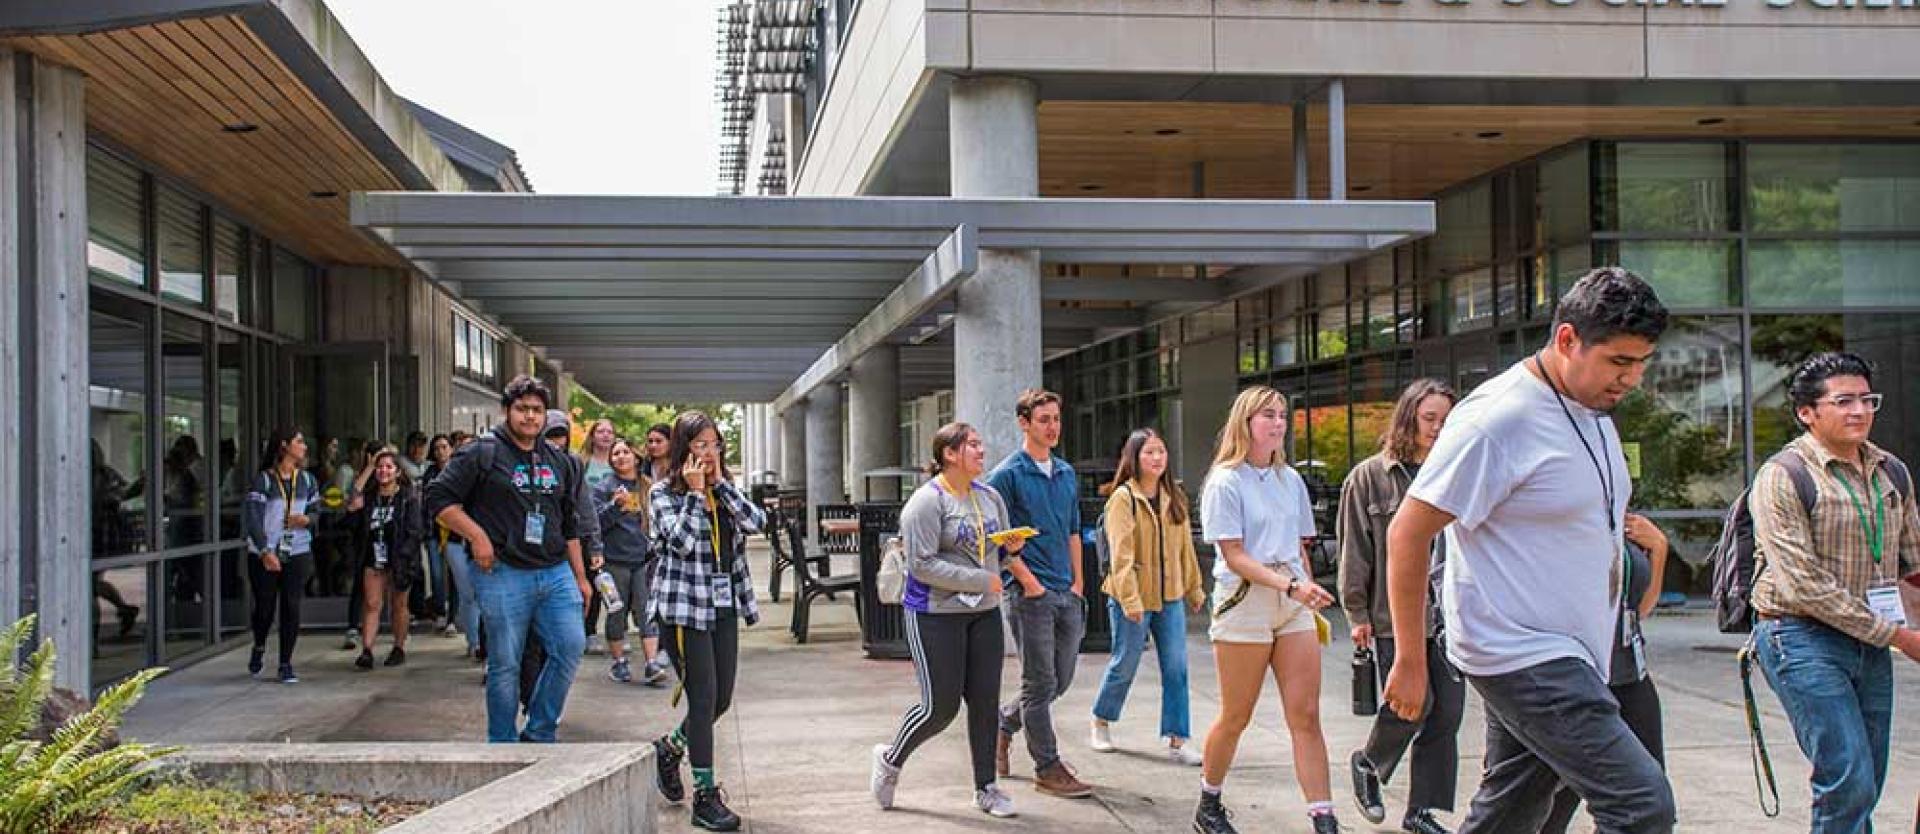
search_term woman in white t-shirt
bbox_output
[1192,385,1341,834]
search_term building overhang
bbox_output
[353,193,1435,405]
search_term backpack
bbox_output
[1709,448,1910,634]
[1093,485,1142,573]
[876,535,908,605]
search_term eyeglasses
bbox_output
[1817,393,1884,412]
[690,440,723,453]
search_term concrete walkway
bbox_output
[126,546,1919,834]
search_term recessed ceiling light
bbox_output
[309,190,339,199]
[1352,185,1373,193]
[1476,131,1504,139]
[222,122,258,134]
[1155,128,1182,136]
[1079,184,1104,192]
[1697,117,1726,126]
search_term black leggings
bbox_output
[886,609,1005,789]
[1539,675,1665,834]
[663,611,739,771]
[248,553,311,664]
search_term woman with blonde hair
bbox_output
[1192,386,1342,834]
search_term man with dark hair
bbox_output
[401,431,429,481]
[425,375,591,743]
[1382,268,1677,834]
[1750,352,1920,833]
[988,387,1093,799]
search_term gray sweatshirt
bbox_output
[899,478,1010,615]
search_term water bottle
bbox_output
[595,572,624,613]
[1352,645,1379,716]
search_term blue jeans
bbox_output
[473,561,585,743]
[1754,617,1894,834]
[444,541,481,652]
[424,537,449,614]
[1091,598,1191,740]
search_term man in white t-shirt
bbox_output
[1380,268,1676,834]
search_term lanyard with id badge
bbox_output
[1839,466,1911,628]
[706,490,736,608]
[514,446,557,550]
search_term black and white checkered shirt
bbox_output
[647,479,766,630]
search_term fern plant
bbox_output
[0,615,178,833]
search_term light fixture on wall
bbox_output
[1476,131,1504,139]
[1696,117,1726,126]
[222,122,258,134]
[1155,128,1182,136]
[1079,184,1104,192]
[310,190,339,199]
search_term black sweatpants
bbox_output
[248,553,311,664]
[886,609,1006,790]
[663,611,739,771]
[1539,676,1666,834]
[1362,635,1467,811]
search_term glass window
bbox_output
[1313,305,1349,360]
[92,565,149,685]
[1609,240,1737,308]
[271,247,313,339]
[1598,142,1731,233]
[217,330,246,544]
[161,314,208,549]
[1538,145,1591,245]
[217,546,248,639]
[1237,327,1268,376]
[157,186,205,305]
[1448,268,1494,333]
[1360,291,1396,352]
[213,218,246,323]
[87,149,146,288]
[1611,317,1746,510]
[1749,144,1920,233]
[1751,314,1920,465]
[90,290,150,558]
[1433,183,1493,274]
[1272,318,1301,368]
[1350,356,1397,467]
[1748,239,1920,309]
[161,554,209,661]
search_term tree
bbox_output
[566,389,744,470]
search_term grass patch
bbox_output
[72,780,430,833]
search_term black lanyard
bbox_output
[1533,354,1618,537]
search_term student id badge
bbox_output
[1621,608,1648,681]
[712,574,736,608]
[1866,579,1908,627]
[523,510,546,545]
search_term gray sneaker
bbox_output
[609,659,633,684]
[585,635,608,656]
[870,744,900,810]
[974,782,1017,818]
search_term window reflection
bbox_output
[91,292,149,558]
[86,149,145,288]
[1612,317,1745,510]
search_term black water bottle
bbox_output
[1352,645,1379,716]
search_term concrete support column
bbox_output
[848,347,902,502]
[762,404,781,484]
[949,76,1041,463]
[805,384,846,533]
[780,404,807,491]
[1292,100,1309,200]
[0,51,89,692]
[742,405,763,482]
[1327,78,1347,201]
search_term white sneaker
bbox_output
[1167,741,1204,767]
[585,635,607,656]
[870,744,901,810]
[1090,721,1116,753]
[974,782,1017,818]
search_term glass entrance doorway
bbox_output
[279,342,389,629]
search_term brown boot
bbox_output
[994,731,1012,778]
[1033,761,1094,798]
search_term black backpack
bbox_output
[1709,449,1910,634]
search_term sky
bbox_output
[327,0,725,196]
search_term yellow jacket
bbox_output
[1101,479,1205,616]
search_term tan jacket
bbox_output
[1101,479,1205,616]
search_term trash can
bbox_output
[857,501,910,660]
[1079,497,1112,654]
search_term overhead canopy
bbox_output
[352,194,1435,403]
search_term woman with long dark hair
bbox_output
[243,427,320,684]
[348,448,425,669]
[1339,378,1463,834]
[423,434,465,638]
[647,410,765,832]
[1088,428,1206,766]
[870,422,1024,818]
[643,423,674,482]
[594,437,667,686]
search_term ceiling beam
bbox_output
[1045,277,1226,303]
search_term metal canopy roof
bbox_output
[351,194,1434,404]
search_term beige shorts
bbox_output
[1208,580,1316,644]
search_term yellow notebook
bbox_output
[988,527,1040,546]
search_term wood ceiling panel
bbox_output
[4,15,410,267]
[1040,102,1920,200]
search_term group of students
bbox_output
[868,267,1920,834]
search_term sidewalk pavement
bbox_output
[125,545,1919,833]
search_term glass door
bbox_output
[279,341,389,629]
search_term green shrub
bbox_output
[0,615,177,833]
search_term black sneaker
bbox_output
[355,649,375,670]
[1311,812,1345,834]
[1194,791,1237,834]
[1351,750,1386,824]
[1403,809,1452,834]
[691,785,742,832]
[247,646,265,678]
[383,647,406,667]
[277,663,299,684]
[653,737,686,804]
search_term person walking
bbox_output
[871,422,1025,818]
[988,388,1094,799]
[581,419,617,488]
[1088,428,1206,767]
[1341,379,1463,834]
[425,375,591,743]
[348,448,426,670]
[1750,352,1920,834]
[423,434,464,638]
[401,431,429,481]
[243,427,321,684]
[644,424,674,482]
[593,437,669,686]
[1381,267,1676,834]
[1192,385,1343,834]
[648,411,765,832]
[339,439,379,652]
[545,411,609,657]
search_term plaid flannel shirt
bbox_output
[647,479,766,631]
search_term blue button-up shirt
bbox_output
[987,450,1082,592]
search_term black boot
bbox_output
[653,737,686,803]
[355,649,375,669]
[383,646,406,667]
[691,785,741,832]
[1351,750,1386,824]
[1312,812,1345,834]
[1194,791,1237,834]
[1403,809,1453,834]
